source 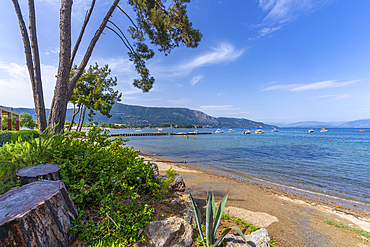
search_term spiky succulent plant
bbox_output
[189,191,247,246]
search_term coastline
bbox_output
[138,151,370,246]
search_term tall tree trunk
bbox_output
[11,0,47,133]
[68,104,80,131]
[78,106,88,132]
[47,0,73,134]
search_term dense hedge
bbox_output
[0,130,39,147]
[0,131,10,147]
[9,130,39,142]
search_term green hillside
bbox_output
[11,103,277,128]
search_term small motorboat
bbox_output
[306,129,314,133]
[242,130,252,134]
[227,129,235,133]
[271,128,279,132]
[214,129,224,133]
[254,129,264,134]
[157,128,163,131]
[319,128,328,132]
[187,130,198,135]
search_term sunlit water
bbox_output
[110,128,370,204]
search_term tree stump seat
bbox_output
[0,180,78,246]
[16,163,60,186]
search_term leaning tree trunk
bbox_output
[11,0,47,133]
[78,106,88,132]
[68,104,80,131]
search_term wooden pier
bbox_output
[111,132,168,137]
[111,132,212,137]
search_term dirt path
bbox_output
[139,153,370,247]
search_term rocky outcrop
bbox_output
[145,216,193,247]
[150,162,159,176]
[170,175,186,192]
[16,163,61,186]
[0,180,78,246]
[222,228,271,247]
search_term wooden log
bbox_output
[16,164,60,186]
[0,180,78,247]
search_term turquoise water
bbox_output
[110,128,370,204]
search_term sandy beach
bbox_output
[139,152,370,247]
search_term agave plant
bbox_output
[189,191,247,246]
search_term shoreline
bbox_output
[138,149,370,212]
[137,150,370,246]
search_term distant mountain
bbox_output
[275,120,370,128]
[11,104,277,128]
[280,121,345,128]
[339,119,370,128]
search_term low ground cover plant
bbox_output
[0,127,165,246]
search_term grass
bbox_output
[324,220,370,241]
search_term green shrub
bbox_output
[0,131,10,147]
[0,127,165,246]
[9,130,39,143]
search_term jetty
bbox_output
[111,132,212,137]
[111,132,168,137]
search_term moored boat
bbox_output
[271,128,279,132]
[306,129,314,133]
[319,128,328,132]
[226,129,235,133]
[242,130,252,134]
[214,129,224,133]
[254,129,264,134]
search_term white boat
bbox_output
[271,128,279,132]
[306,129,314,133]
[242,130,252,134]
[214,129,224,133]
[226,129,235,133]
[319,128,328,132]
[254,129,264,134]
[157,128,163,131]
[136,129,142,132]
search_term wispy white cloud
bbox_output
[45,47,60,55]
[167,98,192,105]
[256,0,333,36]
[259,26,282,37]
[262,79,360,92]
[0,61,57,107]
[161,43,245,77]
[190,75,204,86]
[198,105,249,117]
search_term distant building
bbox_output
[0,105,20,131]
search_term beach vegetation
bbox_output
[0,127,171,245]
[324,220,370,241]
[189,191,247,246]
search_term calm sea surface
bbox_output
[110,128,370,205]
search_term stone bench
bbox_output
[0,180,78,246]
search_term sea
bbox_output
[109,128,370,206]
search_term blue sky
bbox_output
[1,0,370,124]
